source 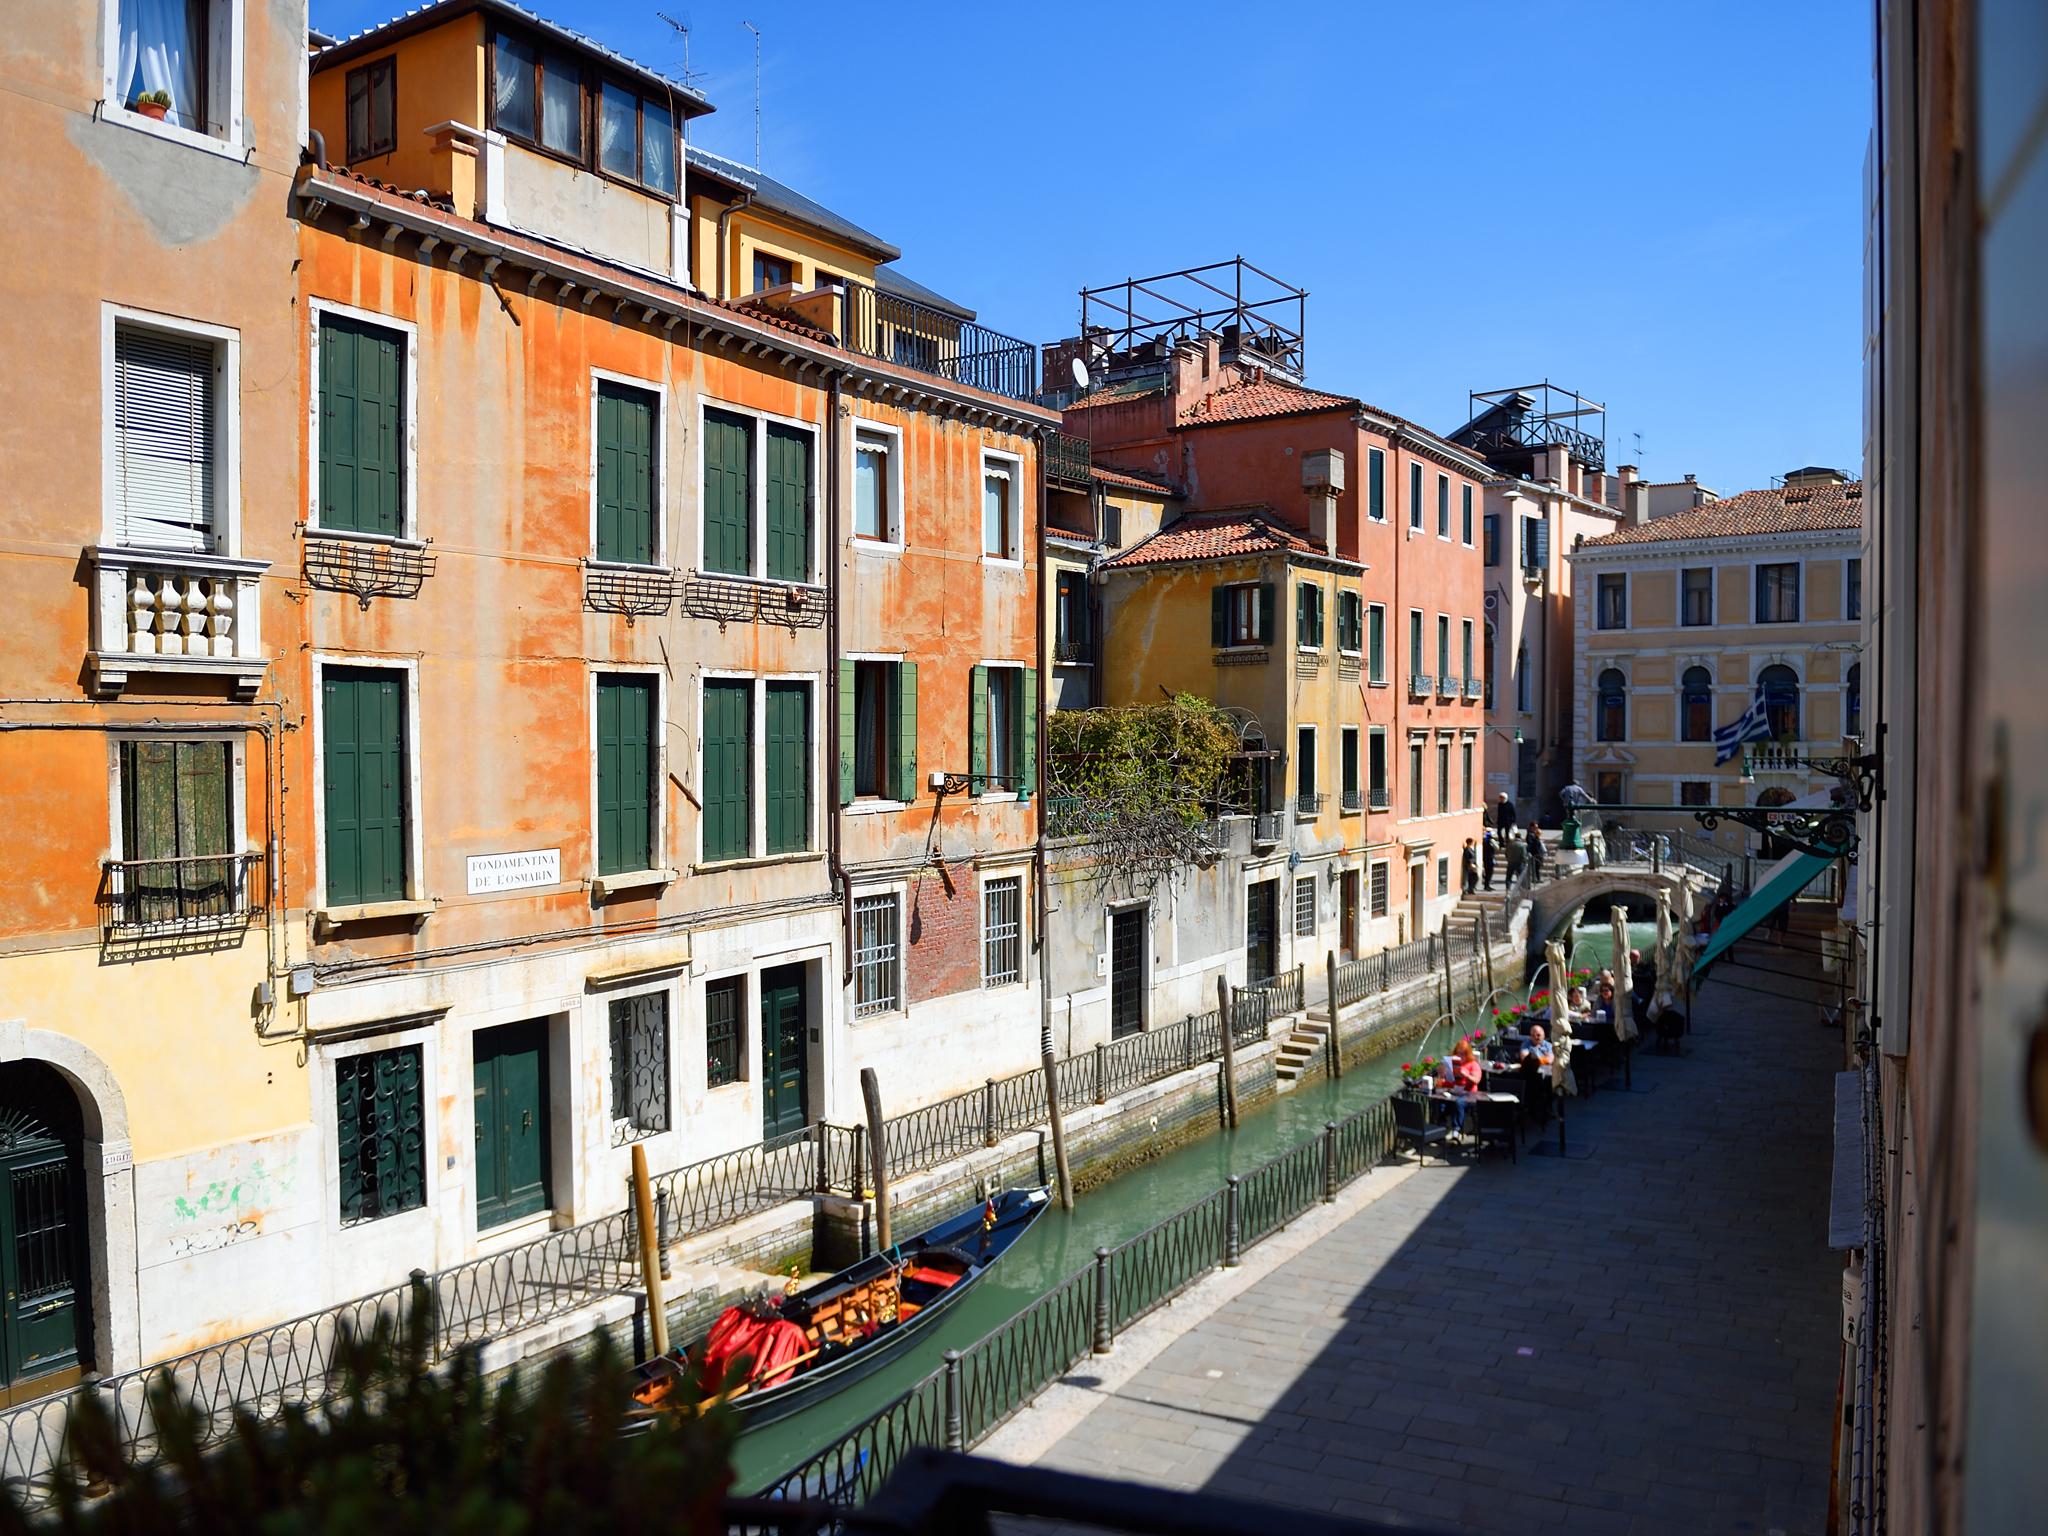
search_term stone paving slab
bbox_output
[995,952,1845,1535]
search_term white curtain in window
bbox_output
[116,327,215,552]
[119,0,204,127]
[540,55,581,154]
[598,82,635,177]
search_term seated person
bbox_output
[1440,1040,1484,1133]
[1563,987,1590,1029]
[1519,1024,1556,1120]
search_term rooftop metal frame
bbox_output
[1464,380,1608,472]
[1079,258,1307,380]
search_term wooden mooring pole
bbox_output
[1216,974,1241,1130]
[630,1142,669,1359]
[1324,951,1343,1080]
[860,1066,892,1251]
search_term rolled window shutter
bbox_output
[894,662,919,803]
[1295,583,1307,642]
[116,327,215,552]
[1211,587,1226,646]
[1019,667,1038,797]
[969,664,988,794]
[837,659,857,805]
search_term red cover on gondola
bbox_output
[700,1304,810,1390]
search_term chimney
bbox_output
[1545,444,1570,487]
[1303,448,1345,558]
[1627,478,1650,525]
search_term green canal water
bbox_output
[731,918,1655,1487]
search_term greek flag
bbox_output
[1713,686,1775,764]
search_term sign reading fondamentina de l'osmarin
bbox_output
[466,849,562,895]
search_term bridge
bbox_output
[1526,858,1715,955]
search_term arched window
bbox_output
[1846,662,1862,738]
[1681,666,1713,742]
[1596,667,1627,742]
[1759,663,1800,741]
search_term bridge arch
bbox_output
[1526,864,1711,956]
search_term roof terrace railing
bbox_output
[840,279,1038,403]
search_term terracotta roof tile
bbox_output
[1091,464,1176,495]
[1065,381,1165,411]
[1101,510,1341,571]
[1177,377,1356,427]
[1578,481,1863,547]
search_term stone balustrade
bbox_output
[87,546,270,699]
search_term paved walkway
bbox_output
[996,951,1845,1535]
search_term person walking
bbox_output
[1461,837,1480,897]
[1526,823,1545,883]
[1481,828,1498,890]
[1504,830,1527,886]
[1495,792,1518,835]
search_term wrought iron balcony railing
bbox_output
[1053,635,1092,664]
[839,278,1038,402]
[1341,789,1364,813]
[1251,811,1286,845]
[1368,786,1392,811]
[1046,431,1092,490]
[101,852,263,935]
[1466,677,1484,700]
[1439,673,1460,698]
[1410,673,1433,696]
[1294,791,1326,817]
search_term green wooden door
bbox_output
[474,1020,550,1230]
[318,314,404,536]
[322,669,407,907]
[702,408,752,575]
[595,381,656,565]
[759,964,808,1140]
[0,1065,86,1402]
[596,676,653,875]
[764,422,811,582]
[701,679,752,861]
[764,681,809,854]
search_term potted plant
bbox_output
[133,88,172,121]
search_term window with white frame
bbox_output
[1369,861,1389,917]
[705,975,744,1085]
[853,427,898,543]
[1294,874,1317,938]
[701,404,815,582]
[113,737,244,928]
[113,318,231,552]
[1436,473,1450,538]
[982,454,1019,560]
[1408,461,1423,531]
[608,991,670,1143]
[982,874,1023,987]
[111,0,242,144]
[1437,855,1450,896]
[853,892,901,1016]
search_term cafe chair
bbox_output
[1392,1093,1451,1165]
[1474,1096,1518,1163]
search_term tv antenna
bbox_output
[741,20,760,169]
[1632,430,1644,467]
[653,12,708,93]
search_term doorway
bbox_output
[474,1020,551,1230]
[1340,870,1359,960]
[0,1064,88,1406]
[1409,863,1426,939]
[1246,879,1279,984]
[1109,907,1147,1039]
[760,963,811,1140]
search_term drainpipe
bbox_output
[1033,425,1074,1210]
[715,192,754,301]
[827,369,851,982]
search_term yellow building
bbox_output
[1566,470,1864,845]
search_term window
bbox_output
[1484,514,1500,567]
[1521,515,1547,573]
[1680,781,1713,808]
[321,666,410,907]
[1594,771,1624,807]
[1296,582,1325,649]
[318,312,407,538]
[1483,623,1495,710]
[753,252,793,292]
[1847,558,1863,621]
[1461,620,1474,691]
[115,0,236,140]
[116,739,237,925]
[983,875,1023,986]
[1516,644,1532,711]
[700,678,752,861]
[1295,875,1317,938]
[1409,462,1424,530]
[853,893,900,1016]
[1336,592,1363,654]
[491,33,584,157]
[1596,668,1627,742]
[114,320,227,552]
[1847,662,1863,737]
[705,976,743,1087]
[845,659,918,802]
[1437,856,1450,897]
[982,458,1018,560]
[1461,484,1474,545]
[1366,603,1386,682]
[1099,501,1124,548]
[345,58,396,161]
[701,407,813,581]
[1436,740,1450,813]
[1056,570,1091,659]
[1369,862,1389,918]
[1296,726,1317,809]
[1597,573,1627,630]
[1408,610,1425,689]
[337,1045,426,1225]
[973,665,1034,794]
[598,81,678,194]
[1367,727,1389,810]
[1681,666,1713,742]
[853,429,895,543]
[608,992,670,1141]
[764,681,811,855]
[1682,567,1714,626]
[1756,562,1801,622]
[1436,614,1451,684]
[1437,474,1450,538]
[1212,583,1274,647]
[1461,740,1473,809]
[595,378,657,564]
[596,676,655,875]
[1759,663,1800,739]
[1367,448,1386,521]
[1340,727,1360,809]
[1408,741,1424,818]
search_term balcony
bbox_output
[1368,787,1392,812]
[1465,677,1485,701]
[839,278,1038,403]
[1053,636,1093,665]
[1410,673,1434,697]
[101,852,262,937]
[1047,431,1092,491]
[1340,789,1364,813]
[1294,791,1326,818]
[1251,812,1287,847]
[1438,674,1460,698]
[87,547,269,699]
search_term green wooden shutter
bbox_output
[1313,587,1325,647]
[969,664,988,793]
[701,679,751,861]
[121,740,179,923]
[765,423,812,582]
[1019,666,1037,798]
[1258,583,1276,643]
[702,408,753,575]
[597,677,653,875]
[596,382,656,565]
[1211,587,1226,646]
[323,669,407,907]
[1368,450,1385,520]
[179,739,231,913]
[837,659,857,806]
[1368,605,1385,680]
[1295,584,1308,645]
[893,662,919,803]
[765,681,810,854]
[319,315,404,536]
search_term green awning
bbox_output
[1693,850,1835,978]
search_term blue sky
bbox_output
[317,1,1869,494]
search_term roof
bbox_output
[1065,379,1166,411]
[1101,510,1345,571]
[874,265,973,322]
[684,144,899,262]
[311,2,713,116]
[1177,377,1356,427]
[1576,480,1864,547]
[1092,465,1177,496]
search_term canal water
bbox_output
[732,917,1656,1487]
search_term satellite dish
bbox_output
[1069,356,1091,392]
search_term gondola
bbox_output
[628,1186,1050,1430]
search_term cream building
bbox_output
[1565,470,1864,837]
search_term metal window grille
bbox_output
[983,876,1023,987]
[705,976,743,1086]
[608,992,670,1142]
[1369,863,1389,917]
[336,1045,425,1226]
[854,893,900,1016]
[1294,876,1316,937]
